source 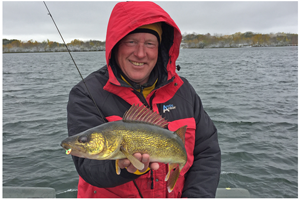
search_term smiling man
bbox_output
[67,1,221,198]
[116,23,161,86]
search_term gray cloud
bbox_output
[2,1,298,43]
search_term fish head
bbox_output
[61,131,106,159]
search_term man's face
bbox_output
[116,32,159,85]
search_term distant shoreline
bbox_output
[2,45,298,54]
[3,32,298,53]
[2,49,105,54]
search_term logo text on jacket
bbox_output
[163,104,176,113]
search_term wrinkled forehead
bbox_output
[121,32,159,43]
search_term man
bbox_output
[67,1,221,197]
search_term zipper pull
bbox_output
[140,85,144,94]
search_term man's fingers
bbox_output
[126,153,142,173]
[118,158,131,169]
[150,162,160,170]
[142,154,150,163]
[118,153,159,173]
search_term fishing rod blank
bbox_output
[43,1,106,123]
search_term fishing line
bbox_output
[43,1,106,123]
[44,3,144,197]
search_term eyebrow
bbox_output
[123,35,158,43]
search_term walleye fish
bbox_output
[61,104,187,192]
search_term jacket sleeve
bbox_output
[67,84,139,188]
[182,90,221,198]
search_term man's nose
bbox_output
[134,43,146,58]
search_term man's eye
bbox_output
[125,41,136,46]
[146,42,157,48]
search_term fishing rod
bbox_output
[43,1,106,123]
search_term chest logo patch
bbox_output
[163,104,176,113]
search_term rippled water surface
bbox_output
[3,47,298,197]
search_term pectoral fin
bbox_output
[115,159,121,175]
[120,146,144,171]
[165,163,178,181]
[167,165,180,193]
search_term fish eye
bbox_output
[78,136,88,143]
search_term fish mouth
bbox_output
[61,141,87,157]
[61,141,71,150]
[61,141,79,151]
[61,135,79,150]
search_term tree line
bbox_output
[182,31,298,48]
[3,31,298,53]
[3,39,106,53]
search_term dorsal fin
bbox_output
[174,125,187,144]
[123,104,168,128]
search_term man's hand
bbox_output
[118,153,160,173]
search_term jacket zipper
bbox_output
[133,86,149,107]
[150,169,154,189]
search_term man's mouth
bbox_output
[130,60,145,66]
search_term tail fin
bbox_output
[174,125,187,144]
[167,165,180,193]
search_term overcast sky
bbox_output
[2,1,298,43]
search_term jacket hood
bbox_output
[105,1,182,86]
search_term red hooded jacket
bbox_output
[67,1,221,198]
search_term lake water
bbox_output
[3,47,298,197]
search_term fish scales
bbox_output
[61,104,187,192]
[62,121,186,164]
[84,121,186,165]
[119,122,186,164]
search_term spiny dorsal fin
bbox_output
[174,125,187,144]
[123,104,168,128]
